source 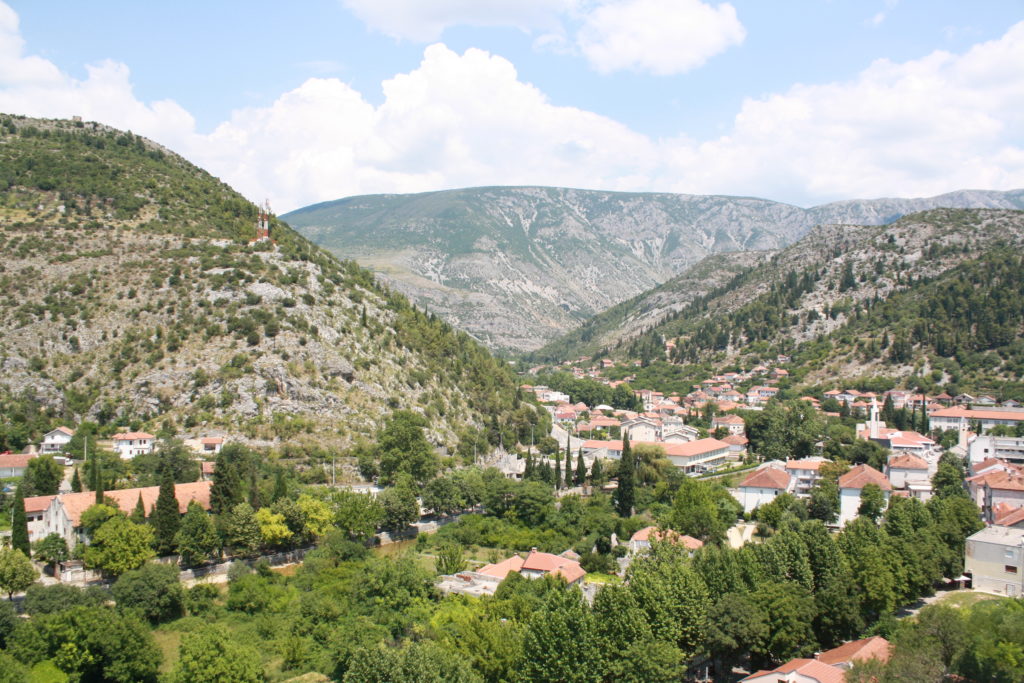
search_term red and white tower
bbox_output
[254,199,272,242]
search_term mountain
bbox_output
[284,186,1024,352]
[590,208,1024,395]
[0,115,533,454]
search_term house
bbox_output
[581,438,730,473]
[736,465,793,513]
[969,436,1024,468]
[33,480,213,547]
[785,459,827,496]
[200,461,216,481]
[838,464,891,526]
[981,471,1024,523]
[0,452,36,478]
[741,659,844,683]
[516,549,586,584]
[994,505,1024,529]
[41,427,75,453]
[885,453,931,490]
[930,406,1024,433]
[620,416,660,442]
[722,434,749,457]
[477,555,526,581]
[199,437,224,454]
[965,526,1024,597]
[22,494,56,543]
[712,414,745,436]
[661,423,700,443]
[110,432,156,459]
[628,526,703,555]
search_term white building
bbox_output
[110,431,155,459]
[965,526,1024,597]
[0,452,35,478]
[41,426,75,453]
[885,453,931,491]
[838,464,891,526]
[785,458,827,497]
[735,464,793,513]
[970,436,1024,468]
[930,407,1024,434]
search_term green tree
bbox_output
[0,548,37,599]
[750,581,817,667]
[223,502,261,558]
[295,493,334,539]
[666,477,733,543]
[5,605,161,683]
[32,533,68,576]
[112,562,184,623]
[70,466,82,492]
[130,492,147,523]
[85,515,156,576]
[590,457,606,486]
[379,479,420,531]
[131,437,200,486]
[343,640,481,683]
[422,475,464,516]
[627,545,710,659]
[932,461,965,499]
[169,624,263,683]
[858,483,886,522]
[706,593,768,680]
[807,480,840,524]
[435,542,467,575]
[376,411,439,485]
[615,433,635,517]
[175,500,219,567]
[331,489,385,542]
[153,469,181,555]
[23,454,63,496]
[575,451,587,486]
[519,587,600,682]
[255,507,292,548]
[10,483,30,557]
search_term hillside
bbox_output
[599,209,1024,396]
[285,186,1024,351]
[0,115,535,455]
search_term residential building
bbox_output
[838,464,891,526]
[735,465,793,513]
[712,414,745,436]
[965,526,1024,596]
[785,459,827,496]
[580,438,731,473]
[32,480,212,547]
[816,636,891,670]
[0,452,35,478]
[620,416,660,442]
[22,494,56,543]
[741,659,844,683]
[628,526,703,555]
[885,453,931,490]
[517,549,586,584]
[41,426,75,453]
[110,432,156,459]
[970,436,1024,468]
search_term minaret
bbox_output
[958,416,969,452]
[869,398,880,439]
[255,199,272,242]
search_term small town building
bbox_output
[838,464,891,526]
[736,465,793,513]
[628,526,703,555]
[711,414,745,436]
[785,459,827,497]
[0,452,35,478]
[965,526,1024,597]
[41,426,75,453]
[110,432,156,459]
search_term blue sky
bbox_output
[2,1,1023,211]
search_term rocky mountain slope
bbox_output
[0,115,532,454]
[601,209,1024,395]
[285,187,1024,352]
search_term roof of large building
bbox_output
[995,505,1024,528]
[887,453,929,470]
[742,658,844,683]
[23,494,56,514]
[839,464,892,491]
[111,432,155,441]
[0,453,36,469]
[817,636,891,666]
[520,549,586,583]
[930,407,1024,421]
[786,459,826,471]
[967,525,1024,545]
[46,426,75,436]
[739,466,792,490]
[477,555,526,580]
[630,526,704,550]
[54,480,212,526]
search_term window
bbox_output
[1006,565,1018,574]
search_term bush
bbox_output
[111,562,184,623]
[184,583,220,616]
[23,583,106,616]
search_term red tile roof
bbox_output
[23,494,56,514]
[521,549,586,583]
[630,526,704,550]
[786,459,825,471]
[477,555,525,580]
[996,506,1024,527]
[56,481,212,526]
[817,636,891,666]
[930,407,1024,422]
[200,437,223,445]
[739,467,792,490]
[839,464,892,491]
[742,659,844,683]
[111,432,155,441]
[887,453,929,470]
[0,453,36,469]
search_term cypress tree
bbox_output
[554,456,561,490]
[575,451,587,486]
[524,453,534,479]
[153,469,181,556]
[11,483,30,557]
[615,432,635,517]
[130,493,147,524]
[93,449,104,505]
[70,467,82,493]
[209,452,240,515]
[590,458,604,486]
[272,469,287,502]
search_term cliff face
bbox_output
[286,186,1024,352]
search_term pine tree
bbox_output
[590,458,604,486]
[130,493,147,524]
[11,483,30,557]
[70,466,82,493]
[615,432,635,517]
[575,451,587,486]
[209,452,240,515]
[153,470,181,556]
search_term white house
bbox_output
[41,426,74,453]
[785,458,827,497]
[110,431,155,459]
[970,436,1024,468]
[885,453,931,490]
[620,416,660,442]
[0,452,35,478]
[735,465,793,513]
[628,526,703,555]
[965,526,1024,597]
[711,414,746,436]
[838,464,892,525]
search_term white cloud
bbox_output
[576,0,746,75]
[339,0,577,42]
[0,0,1021,212]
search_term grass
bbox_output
[152,629,182,675]
[584,573,622,585]
[936,590,1009,610]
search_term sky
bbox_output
[1,1,1023,212]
